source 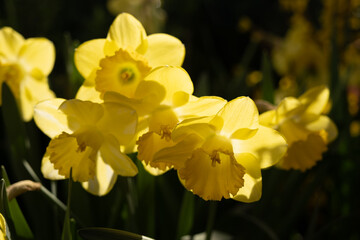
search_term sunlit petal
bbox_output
[41,152,66,180]
[299,85,329,115]
[0,27,24,58]
[303,115,338,143]
[177,96,226,119]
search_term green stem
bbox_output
[205,201,218,240]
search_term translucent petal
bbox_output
[59,99,104,131]
[142,162,169,176]
[177,96,226,119]
[144,33,185,67]
[172,118,216,142]
[233,125,287,168]
[0,27,24,59]
[299,85,329,115]
[34,98,69,138]
[153,133,203,169]
[47,133,97,182]
[75,81,102,103]
[19,38,55,75]
[74,39,106,79]
[178,148,245,201]
[279,119,311,144]
[232,153,262,202]
[98,102,137,145]
[41,152,66,180]
[303,115,338,143]
[144,66,193,105]
[276,97,302,120]
[277,132,327,171]
[20,76,55,122]
[100,135,138,176]
[259,110,276,127]
[107,13,147,50]
[81,154,117,196]
[218,97,259,138]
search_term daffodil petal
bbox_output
[75,84,102,103]
[279,119,311,144]
[172,118,216,142]
[276,97,302,119]
[142,162,169,176]
[178,148,245,201]
[303,115,338,143]
[177,96,227,118]
[144,33,185,67]
[20,76,55,122]
[81,154,117,196]
[98,102,137,145]
[41,152,66,180]
[59,99,104,131]
[19,38,55,75]
[34,98,69,138]
[144,66,194,105]
[100,135,138,176]
[107,13,147,50]
[74,39,106,79]
[232,153,262,202]
[259,110,276,127]
[233,125,287,169]
[153,133,203,169]
[0,27,24,58]
[299,85,329,115]
[218,97,259,138]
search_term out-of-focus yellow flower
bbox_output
[350,120,360,137]
[151,97,287,202]
[74,12,185,102]
[34,98,138,196]
[0,27,55,121]
[104,66,226,175]
[0,213,7,240]
[260,85,338,171]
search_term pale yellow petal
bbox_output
[74,39,106,79]
[0,27,24,59]
[172,118,216,142]
[20,76,55,121]
[142,162,169,176]
[233,125,287,168]
[177,96,226,119]
[100,135,138,176]
[41,152,66,180]
[299,85,329,115]
[75,84,102,103]
[98,102,137,145]
[107,13,147,50]
[276,97,302,120]
[279,119,311,144]
[144,66,193,105]
[81,154,117,196]
[218,97,259,138]
[19,38,55,75]
[59,99,104,131]
[303,115,338,143]
[232,153,262,202]
[144,33,185,67]
[259,110,276,127]
[34,98,69,138]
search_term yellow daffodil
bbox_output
[104,66,227,175]
[74,12,185,102]
[260,85,338,171]
[150,97,287,202]
[34,98,138,195]
[0,213,7,240]
[0,27,55,121]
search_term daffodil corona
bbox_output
[260,85,338,171]
[74,13,185,102]
[0,27,55,121]
[34,98,138,195]
[152,97,288,202]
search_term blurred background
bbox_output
[1,0,360,239]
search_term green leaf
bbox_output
[261,52,275,104]
[78,227,154,240]
[176,190,194,239]
[1,166,34,239]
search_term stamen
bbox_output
[160,125,172,141]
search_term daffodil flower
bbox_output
[260,85,338,171]
[34,98,138,195]
[104,66,227,175]
[74,12,185,102]
[0,213,7,240]
[151,97,287,202]
[0,27,55,121]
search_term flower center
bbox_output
[96,48,151,98]
[209,149,235,167]
[159,124,172,141]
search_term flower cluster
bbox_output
[1,13,337,202]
